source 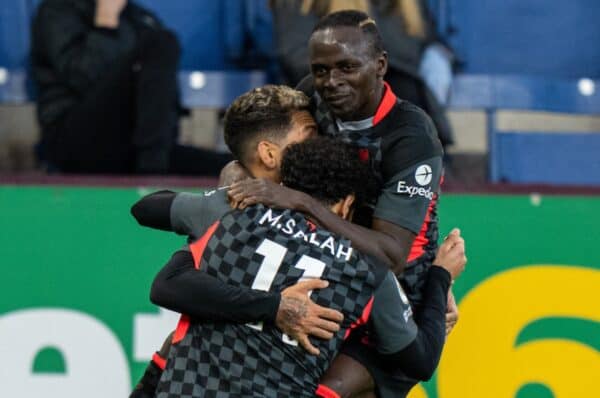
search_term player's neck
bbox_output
[249,166,280,184]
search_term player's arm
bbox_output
[370,232,465,380]
[131,190,177,231]
[151,249,343,354]
[150,250,281,323]
[131,190,225,239]
[370,268,448,380]
[131,163,251,234]
[228,180,408,271]
[133,187,406,271]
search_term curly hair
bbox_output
[224,85,311,166]
[281,136,372,206]
[311,9,385,57]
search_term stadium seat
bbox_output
[0,69,29,103]
[135,0,272,71]
[133,1,271,107]
[0,0,33,103]
[449,74,600,185]
[0,0,30,69]
[134,0,232,70]
[178,70,267,108]
[444,0,600,78]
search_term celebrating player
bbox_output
[150,136,464,397]
[227,11,455,397]
[131,85,465,398]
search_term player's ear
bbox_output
[257,140,278,170]
[340,194,356,220]
[376,51,388,79]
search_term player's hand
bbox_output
[446,289,459,336]
[228,178,301,210]
[219,161,251,189]
[277,279,344,356]
[433,228,467,280]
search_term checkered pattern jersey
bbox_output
[155,205,383,398]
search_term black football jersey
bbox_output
[156,205,388,398]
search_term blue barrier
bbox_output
[449,74,600,185]
[494,132,600,185]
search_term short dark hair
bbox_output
[281,136,372,206]
[311,10,385,56]
[224,85,310,166]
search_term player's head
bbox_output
[309,10,387,122]
[281,136,371,220]
[224,85,317,183]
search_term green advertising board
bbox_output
[1,186,599,397]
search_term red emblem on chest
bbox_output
[358,148,370,163]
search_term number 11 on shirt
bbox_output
[247,239,327,345]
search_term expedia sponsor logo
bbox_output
[397,181,434,199]
[415,164,433,186]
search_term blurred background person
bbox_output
[31,0,232,175]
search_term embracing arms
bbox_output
[370,229,466,380]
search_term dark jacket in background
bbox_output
[31,0,165,130]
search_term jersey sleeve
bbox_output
[369,271,418,353]
[131,190,177,231]
[150,250,281,324]
[373,155,442,234]
[374,266,452,380]
[170,189,231,239]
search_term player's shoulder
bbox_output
[379,100,443,173]
[201,187,229,201]
[384,100,440,145]
[174,188,229,212]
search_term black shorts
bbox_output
[340,336,417,398]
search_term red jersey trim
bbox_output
[407,195,436,262]
[408,174,443,262]
[172,314,190,344]
[189,220,220,269]
[152,352,167,370]
[316,384,341,398]
[173,221,221,344]
[373,82,397,126]
[344,296,375,340]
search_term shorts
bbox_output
[340,336,416,398]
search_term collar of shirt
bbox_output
[336,116,374,131]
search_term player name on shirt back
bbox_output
[258,208,353,261]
